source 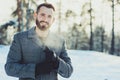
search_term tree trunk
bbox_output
[110,0,115,55]
[89,0,93,50]
[17,0,24,32]
[101,27,104,52]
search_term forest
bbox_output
[0,0,120,56]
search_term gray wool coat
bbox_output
[5,27,73,80]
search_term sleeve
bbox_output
[4,34,36,79]
[58,40,73,78]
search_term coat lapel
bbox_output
[28,27,45,49]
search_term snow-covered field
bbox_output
[0,45,120,80]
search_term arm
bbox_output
[4,34,36,79]
[58,40,73,78]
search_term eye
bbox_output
[40,13,45,17]
[48,15,52,18]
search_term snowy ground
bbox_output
[0,45,120,80]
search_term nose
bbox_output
[42,16,47,22]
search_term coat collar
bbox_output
[28,27,36,38]
[27,27,61,51]
[28,27,44,49]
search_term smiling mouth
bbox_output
[40,21,49,25]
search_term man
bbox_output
[5,3,73,80]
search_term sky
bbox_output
[0,0,16,24]
[0,45,120,80]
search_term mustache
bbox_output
[40,21,49,25]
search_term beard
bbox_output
[36,19,49,31]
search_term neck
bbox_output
[35,26,49,38]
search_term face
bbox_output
[36,6,55,31]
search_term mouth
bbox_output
[40,21,49,25]
[36,20,49,31]
[41,25,46,29]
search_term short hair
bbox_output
[36,3,55,13]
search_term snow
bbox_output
[0,45,120,80]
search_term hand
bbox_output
[35,61,54,76]
[44,46,59,69]
[44,46,57,62]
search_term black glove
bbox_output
[44,46,59,69]
[35,61,54,76]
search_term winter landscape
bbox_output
[0,0,120,80]
[0,45,120,80]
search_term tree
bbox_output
[12,0,36,32]
[80,1,95,50]
[114,34,120,56]
[12,0,24,32]
[109,0,115,55]
[93,26,106,52]
[67,23,89,50]
[25,0,36,30]
[103,0,120,55]
[0,21,17,44]
[89,0,93,50]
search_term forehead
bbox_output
[38,6,54,15]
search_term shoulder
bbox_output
[14,30,28,39]
[14,27,34,38]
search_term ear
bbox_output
[33,12,37,20]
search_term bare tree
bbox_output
[12,0,36,32]
[110,0,115,55]
[104,0,120,55]
[80,1,94,50]
[89,0,93,50]
[12,0,24,32]
[25,0,36,30]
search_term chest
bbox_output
[20,37,62,63]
